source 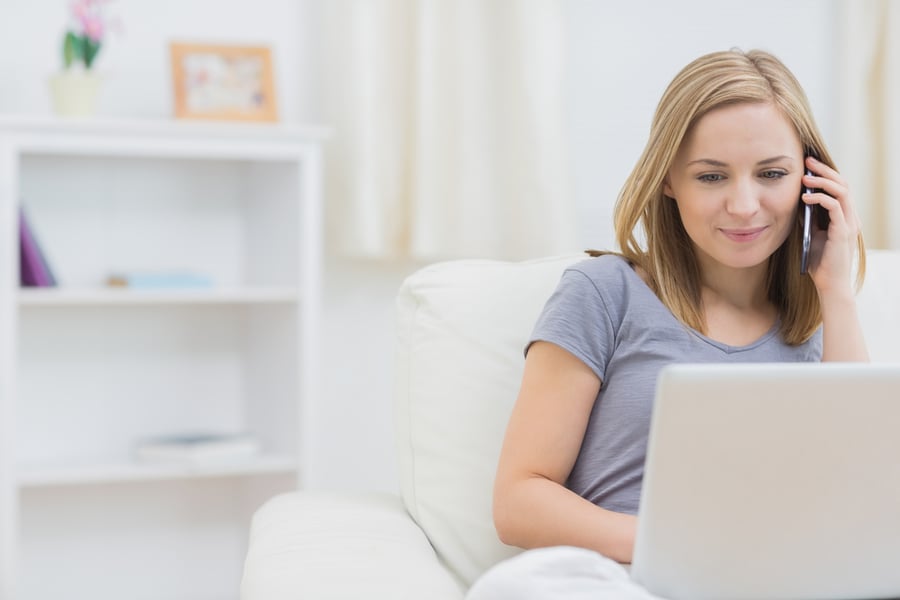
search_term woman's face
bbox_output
[664,102,804,274]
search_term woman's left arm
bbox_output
[802,155,869,362]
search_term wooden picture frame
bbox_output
[170,43,279,122]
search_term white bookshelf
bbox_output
[0,115,327,600]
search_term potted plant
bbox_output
[49,0,115,116]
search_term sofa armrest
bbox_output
[240,491,465,600]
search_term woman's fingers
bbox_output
[803,157,859,237]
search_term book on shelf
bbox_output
[107,270,213,290]
[135,432,261,465]
[19,206,57,287]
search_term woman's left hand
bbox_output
[802,155,861,295]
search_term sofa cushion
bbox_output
[240,491,465,599]
[393,253,586,586]
[856,249,900,363]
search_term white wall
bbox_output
[567,0,838,250]
[0,0,838,494]
[0,0,315,121]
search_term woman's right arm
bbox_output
[492,340,637,564]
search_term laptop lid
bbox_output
[631,362,900,600]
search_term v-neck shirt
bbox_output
[527,254,822,515]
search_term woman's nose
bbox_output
[725,180,760,217]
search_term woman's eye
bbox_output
[697,173,724,183]
[760,170,787,179]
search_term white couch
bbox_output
[240,250,900,600]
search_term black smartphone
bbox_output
[800,164,831,274]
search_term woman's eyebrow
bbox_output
[686,158,727,167]
[756,155,793,166]
[686,155,794,168]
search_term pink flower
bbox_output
[62,0,117,69]
[69,0,109,41]
[83,15,104,42]
[71,0,90,22]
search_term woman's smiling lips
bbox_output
[719,226,768,242]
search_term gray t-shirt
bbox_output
[528,254,822,515]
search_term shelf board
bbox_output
[1,115,331,162]
[18,454,299,487]
[0,114,332,143]
[18,286,300,306]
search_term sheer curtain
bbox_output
[836,0,900,249]
[322,0,575,260]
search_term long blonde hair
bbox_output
[606,48,865,346]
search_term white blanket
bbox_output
[465,546,666,600]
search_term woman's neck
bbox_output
[700,266,769,310]
[697,260,777,346]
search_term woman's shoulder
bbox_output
[564,252,641,287]
[557,253,663,322]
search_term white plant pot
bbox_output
[49,71,102,117]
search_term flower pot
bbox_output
[49,71,102,117]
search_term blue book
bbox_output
[107,271,213,289]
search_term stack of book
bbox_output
[134,432,261,466]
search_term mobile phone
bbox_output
[800,165,831,274]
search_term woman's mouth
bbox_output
[720,226,767,242]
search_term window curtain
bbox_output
[836,0,900,249]
[322,0,575,261]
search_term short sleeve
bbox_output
[527,267,618,382]
[807,326,824,361]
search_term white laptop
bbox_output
[631,362,900,600]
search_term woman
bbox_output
[467,48,868,599]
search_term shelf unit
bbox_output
[0,116,327,600]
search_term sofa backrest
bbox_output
[393,254,585,586]
[392,249,900,587]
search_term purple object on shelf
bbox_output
[19,207,57,287]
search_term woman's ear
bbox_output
[663,179,674,199]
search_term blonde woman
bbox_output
[467,49,868,599]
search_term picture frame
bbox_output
[170,42,279,122]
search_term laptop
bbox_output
[631,362,900,600]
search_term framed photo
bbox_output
[170,43,279,122]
